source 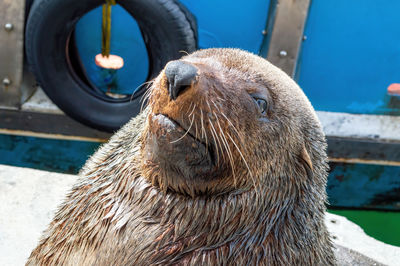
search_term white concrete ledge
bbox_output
[317,111,400,142]
[0,164,399,266]
[326,213,400,266]
[21,88,63,115]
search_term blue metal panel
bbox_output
[327,163,400,210]
[0,134,100,174]
[179,0,270,52]
[296,0,400,115]
[2,133,399,211]
[75,5,149,95]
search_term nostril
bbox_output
[165,60,198,100]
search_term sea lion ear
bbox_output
[299,145,313,178]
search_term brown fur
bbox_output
[27,48,335,265]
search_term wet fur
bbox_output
[27,49,335,265]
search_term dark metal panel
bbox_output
[266,0,310,76]
[0,0,25,109]
[327,137,400,164]
[0,110,111,141]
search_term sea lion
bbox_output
[27,48,335,265]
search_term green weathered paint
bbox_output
[328,209,400,247]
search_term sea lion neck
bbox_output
[83,156,329,265]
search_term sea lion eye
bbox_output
[254,98,268,114]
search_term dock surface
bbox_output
[0,164,399,266]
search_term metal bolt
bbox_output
[2,77,11,86]
[302,35,307,41]
[279,50,287,57]
[4,23,13,31]
[262,30,267,35]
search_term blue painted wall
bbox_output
[74,0,270,96]
[296,0,400,115]
[75,5,149,95]
[179,0,270,52]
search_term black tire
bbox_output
[25,0,34,21]
[25,0,197,132]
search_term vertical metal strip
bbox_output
[258,0,278,58]
[0,0,25,109]
[266,0,310,77]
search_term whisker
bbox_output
[226,132,257,190]
[215,95,225,102]
[194,118,199,140]
[200,109,208,147]
[208,117,225,161]
[206,100,213,113]
[215,110,257,190]
[213,113,237,187]
[210,100,221,112]
[188,103,196,116]
[133,80,153,102]
[207,100,223,162]
[186,102,194,115]
[140,95,151,112]
[212,100,245,152]
[219,111,242,141]
[207,118,220,164]
[170,114,195,144]
[139,83,154,112]
[219,129,237,187]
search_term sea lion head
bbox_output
[26,48,334,266]
[141,48,326,198]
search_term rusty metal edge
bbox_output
[329,157,400,167]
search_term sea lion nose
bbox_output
[165,60,198,100]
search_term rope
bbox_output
[101,0,116,57]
